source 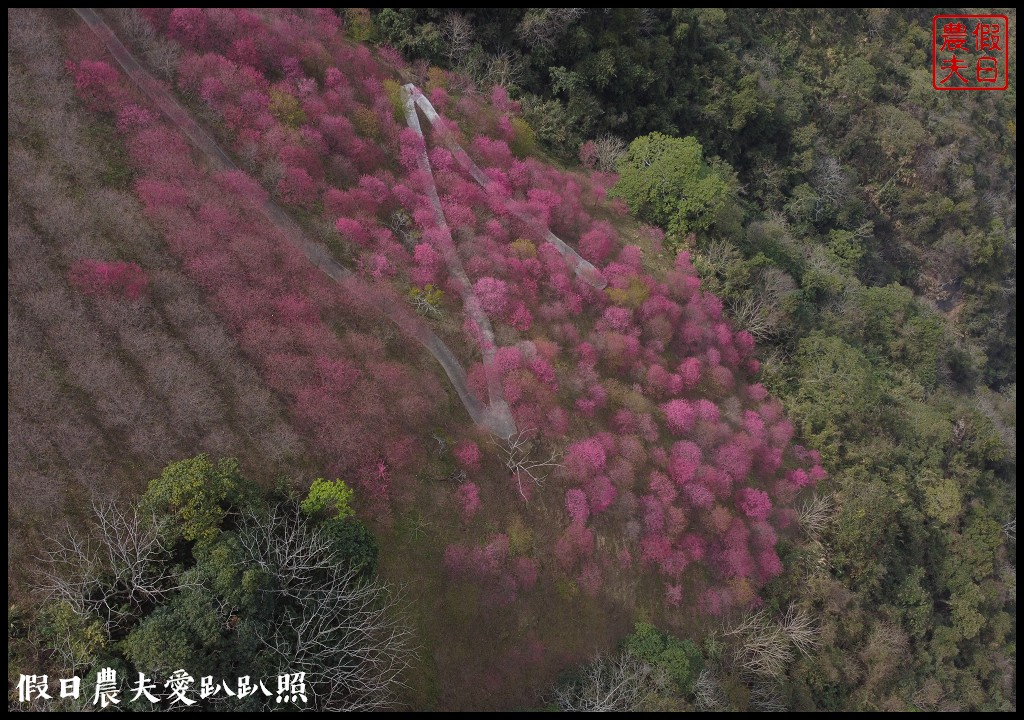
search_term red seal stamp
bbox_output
[933,15,1010,90]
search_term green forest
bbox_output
[373,9,1017,708]
[8,7,1015,712]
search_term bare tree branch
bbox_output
[590,135,627,173]
[441,13,474,65]
[780,605,820,658]
[726,608,793,678]
[749,679,787,712]
[492,428,563,501]
[552,651,655,712]
[694,668,729,711]
[482,48,525,90]
[408,291,444,319]
[727,605,821,679]
[811,153,852,219]
[798,493,835,541]
[238,506,415,711]
[35,498,187,637]
[109,8,181,81]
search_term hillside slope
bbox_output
[8,7,1013,712]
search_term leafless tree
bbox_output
[493,429,563,501]
[516,8,586,50]
[441,13,475,65]
[429,431,448,457]
[590,135,628,173]
[731,298,776,341]
[798,493,835,541]
[811,154,852,218]
[911,677,947,712]
[35,499,184,636]
[111,7,153,45]
[749,679,787,712]
[780,605,820,658]
[730,266,797,341]
[727,606,821,681]
[694,668,729,711]
[144,36,183,80]
[552,651,656,712]
[110,8,181,81]
[694,238,741,280]
[483,49,526,90]
[726,608,793,678]
[238,506,414,711]
[260,158,286,188]
[702,243,794,337]
[860,621,909,692]
[387,210,419,248]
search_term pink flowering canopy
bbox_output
[69,260,149,300]
[67,7,826,617]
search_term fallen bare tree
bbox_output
[726,605,820,679]
[492,428,563,501]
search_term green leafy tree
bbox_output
[610,133,734,248]
[140,454,249,544]
[301,477,356,520]
[301,478,378,577]
[268,88,307,129]
[624,621,704,694]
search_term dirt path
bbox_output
[401,86,516,436]
[405,85,606,290]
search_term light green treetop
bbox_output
[610,132,733,246]
[301,477,355,520]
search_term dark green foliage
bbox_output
[323,517,379,580]
[20,456,397,711]
[624,622,703,695]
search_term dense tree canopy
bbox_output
[14,456,404,711]
[6,7,1015,713]
[610,133,735,246]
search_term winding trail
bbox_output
[74,7,516,438]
